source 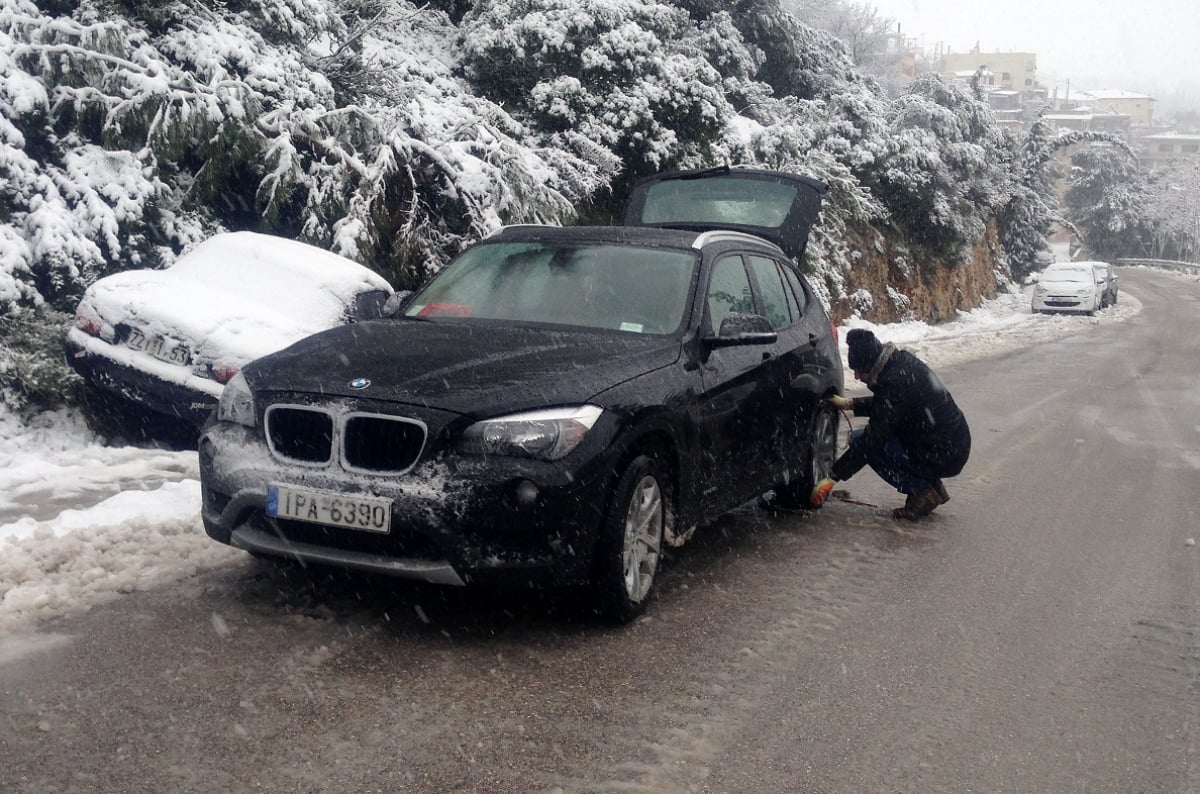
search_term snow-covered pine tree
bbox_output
[0,0,606,317]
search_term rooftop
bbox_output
[1073,89,1154,101]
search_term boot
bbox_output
[892,487,942,520]
[933,480,950,504]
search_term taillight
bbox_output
[831,322,839,344]
[212,366,239,385]
[75,302,102,337]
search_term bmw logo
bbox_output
[349,377,371,390]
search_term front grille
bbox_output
[344,414,426,472]
[263,404,427,473]
[266,405,334,464]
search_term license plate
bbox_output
[267,484,391,534]
[125,326,191,366]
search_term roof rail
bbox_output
[691,230,784,252]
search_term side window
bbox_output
[707,256,754,333]
[747,255,792,330]
[780,262,810,317]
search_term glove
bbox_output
[810,477,837,507]
[826,394,852,411]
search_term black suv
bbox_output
[199,167,843,621]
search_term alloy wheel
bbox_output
[621,474,663,603]
[809,407,839,483]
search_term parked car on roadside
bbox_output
[1031,262,1104,315]
[65,232,395,439]
[1091,261,1119,307]
[198,167,843,622]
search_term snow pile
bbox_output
[0,481,237,631]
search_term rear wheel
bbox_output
[589,454,666,623]
[772,402,840,509]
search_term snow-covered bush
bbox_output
[1138,163,1200,262]
[875,73,1011,263]
[0,307,80,414]
[1064,141,1152,261]
[457,0,734,189]
[0,0,607,317]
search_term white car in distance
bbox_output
[1031,262,1104,315]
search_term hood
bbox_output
[243,319,683,417]
[1039,275,1094,290]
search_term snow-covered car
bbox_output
[65,232,394,434]
[1091,261,1119,307]
[198,167,842,622]
[1030,262,1103,315]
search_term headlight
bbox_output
[457,405,603,461]
[217,371,255,427]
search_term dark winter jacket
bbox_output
[830,346,971,482]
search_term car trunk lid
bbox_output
[621,166,827,261]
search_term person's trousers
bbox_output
[847,428,939,496]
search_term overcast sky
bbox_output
[867,0,1199,100]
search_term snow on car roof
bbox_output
[171,231,389,292]
[82,232,393,365]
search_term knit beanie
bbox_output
[846,328,884,373]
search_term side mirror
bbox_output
[382,290,414,318]
[705,312,778,347]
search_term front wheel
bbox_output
[589,454,667,623]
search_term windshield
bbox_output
[404,241,698,335]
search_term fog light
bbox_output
[513,479,540,507]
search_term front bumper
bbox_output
[1031,294,1096,313]
[65,329,222,426]
[198,421,615,588]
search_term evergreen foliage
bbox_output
[3,0,1155,416]
[875,73,1011,262]
[0,0,604,316]
[0,307,81,414]
[1000,122,1131,279]
[1064,141,1153,260]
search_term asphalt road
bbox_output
[2,268,1198,793]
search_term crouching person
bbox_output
[812,329,971,520]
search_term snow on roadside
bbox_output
[0,409,237,633]
[0,481,238,631]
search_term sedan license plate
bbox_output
[125,326,191,366]
[267,484,391,534]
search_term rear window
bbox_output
[638,178,798,229]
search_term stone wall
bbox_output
[828,224,1010,325]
